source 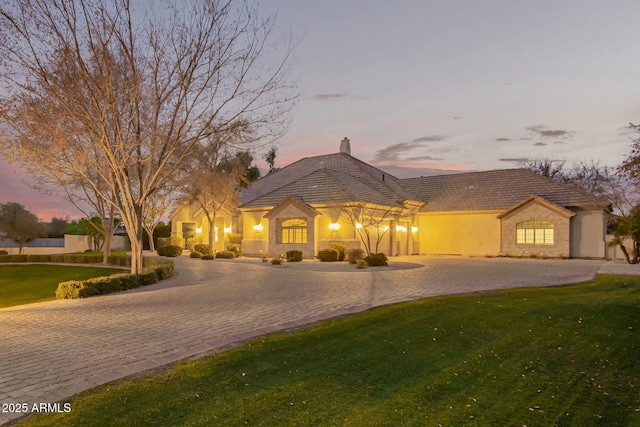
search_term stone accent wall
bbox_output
[501,203,571,257]
[268,204,315,259]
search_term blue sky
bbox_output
[2,0,640,219]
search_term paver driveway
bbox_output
[0,256,607,424]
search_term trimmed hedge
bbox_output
[194,244,212,255]
[157,236,184,248]
[0,250,8,255]
[201,254,215,260]
[56,262,175,299]
[215,250,235,259]
[157,245,183,257]
[190,251,203,258]
[227,243,242,258]
[365,253,388,266]
[317,249,339,262]
[286,250,303,262]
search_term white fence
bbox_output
[0,235,130,255]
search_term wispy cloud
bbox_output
[452,116,464,120]
[533,142,547,146]
[495,137,512,142]
[498,157,531,163]
[372,136,448,163]
[310,92,369,101]
[526,125,574,139]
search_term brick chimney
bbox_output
[340,137,351,155]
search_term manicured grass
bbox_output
[0,265,124,308]
[17,275,640,426]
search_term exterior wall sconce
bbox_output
[412,226,419,233]
[396,225,407,233]
[224,227,232,234]
[195,227,202,234]
[329,222,340,231]
[355,222,363,229]
[253,224,263,232]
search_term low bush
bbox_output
[347,248,365,264]
[51,254,64,263]
[185,238,197,251]
[190,251,203,258]
[107,254,129,266]
[227,233,243,244]
[329,242,349,261]
[158,245,183,257]
[157,236,184,248]
[27,254,42,262]
[356,259,368,269]
[286,250,303,262]
[0,250,8,255]
[56,262,174,299]
[364,253,388,267]
[215,250,235,259]
[271,258,282,265]
[201,254,215,260]
[317,249,339,262]
[40,254,52,262]
[194,244,212,255]
[8,254,28,262]
[227,243,242,258]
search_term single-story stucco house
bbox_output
[170,138,611,259]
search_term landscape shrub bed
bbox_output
[347,248,365,264]
[190,251,202,258]
[56,262,174,299]
[194,244,212,255]
[329,242,348,261]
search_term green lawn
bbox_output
[17,275,640,426]
[0,265,124,308]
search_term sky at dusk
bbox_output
[2,0,640,221]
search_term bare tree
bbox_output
[338,202,403,255]
[142,188,175,253]
[0,0,296,273]
[0,202,46,254]
[519,158,567,182]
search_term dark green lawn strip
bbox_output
[16,274,640,426]
[0,265,123,308]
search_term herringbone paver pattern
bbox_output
[0,256,606,424]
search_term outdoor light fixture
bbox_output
[224,227,232,234]
[329,222,340,231]
[396,225,407,233]
[253,224,263,232]
[195,227,202,234]
[412,226,418,233]
[355,222,363,229]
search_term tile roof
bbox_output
[239,152,417,208]
[400,169,610,212]
[239,152,610,212]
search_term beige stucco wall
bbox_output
[417,211,502,256]
[500,203,570,257]
[570,210,607,258]
[241,210,269,256]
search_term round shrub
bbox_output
[215,250,235,259]
[201,254,215,260]
[194,244,212,255]
[286,250,303,262]
[364,253,388,267]
[329,242,348,261]
[0,250,8,255]
[227,243,242,257]
[160,245,183,257]
[271,258,282,265]
[190,251,202,258]
[317,249,339,262]
[347,248,365,264]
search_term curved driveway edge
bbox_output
[0,256,613,424]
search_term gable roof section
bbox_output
[263,196,320,219]
[240,152,419,209]
[497,195,576,219]
[400,169,610,212]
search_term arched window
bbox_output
[516,220,554,245]
[281,218,307,243]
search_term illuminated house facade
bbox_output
[171,139,611,259]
